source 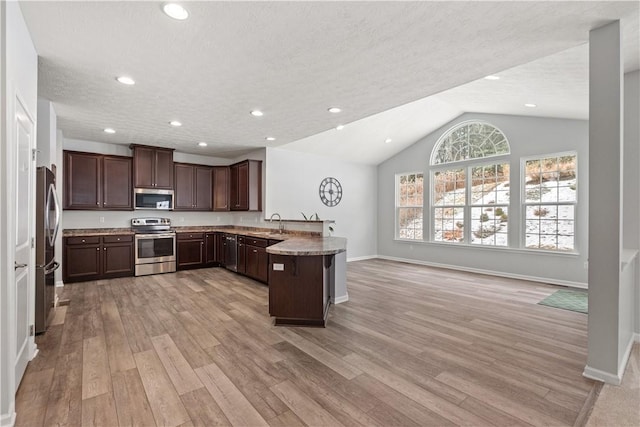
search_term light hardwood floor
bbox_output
[16,259,600,426]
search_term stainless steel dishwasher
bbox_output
[224,234,237,271]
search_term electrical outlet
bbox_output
[99,216,105,223]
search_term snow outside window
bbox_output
[397,173,424,240]
[432,163,510,245]
[430,121,511,246]
[523,154,577,251]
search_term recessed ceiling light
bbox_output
[328,107,342,113]
[250,110,264,117]
[163,3,189,20]
[104,128,116,134]
[385,138,393,144]
[116,76,135,85]
[336,125,344,131]
[265,137,276,141]
[169,120,182,127]
[524,103,537,108]
[197,142,208,147]
[484,75,500,80]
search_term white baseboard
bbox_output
[333,293,349,304]
[376,255,588,289]
[634,333,640,343]
[0,404,16,427]
[347,255,378,262]
[55,280,64,288]
[583,365,622,385]
[618,335,636,380]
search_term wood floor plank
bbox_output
[101,299,136,373]
[43,349,83,426]
[81,392,119,427]
[194,362,270,427]
[270,380,344,427]
[14,368,54,427]
[82,334,112,400]
[112,368,157,427]
[134,349,191,427]
[180,387,231,427]
[175,311,220,349]
[151,334,203,395]
[50,305,68,326]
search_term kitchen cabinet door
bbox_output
[194,166,213,210]
[63,237,101,282]
[102,236,134,277]
[230,160,262,211]
[132,145,174,189]
[176,234,205,270]
[174,163,195,209]
[154,149,174,189]
[102,156,132,210]
[213,166,230,211]
[64,151,101,210]
[237,238,247,274]
[246,245,268,283]
[205,233,216,265]
[214,233,225,265]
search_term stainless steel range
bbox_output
[132,217,176,276]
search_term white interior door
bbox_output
[14,97,34,390]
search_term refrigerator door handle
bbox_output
[43,260,60,275]
[46,183,61,247]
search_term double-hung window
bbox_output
[430,121,510,246]
[523,154,577,251]
[396,172,424,240]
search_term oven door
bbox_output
[135,233,176,264]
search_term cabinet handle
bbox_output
[103,247,106,251]
[96,248,99,251]
[82,239,86,243]
[96,202,99,205]
[117,238,120,241]
[253,249,257,253]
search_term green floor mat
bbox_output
[538,289,588,314]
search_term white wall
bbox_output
[36,98,56,167]
[1,1,38,424]
[623,70,640,337]
[265,147,378,260]
[377,112,589,286]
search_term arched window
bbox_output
[430,121,511,246]
[431,121,510,165]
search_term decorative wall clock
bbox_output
[319,177,342,207]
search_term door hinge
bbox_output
[29,325,34,336]
[31,237,35,248]
[32,149,37,161]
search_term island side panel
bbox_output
[268,254,332,326]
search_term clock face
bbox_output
[319,177,342,207]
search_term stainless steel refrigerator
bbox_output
[35,166,61,334]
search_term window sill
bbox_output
[393,238,580,257]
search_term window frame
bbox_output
[430,156,510,245]
[520,151,578,253]
[395,171,425,241]
[430,120,510,165]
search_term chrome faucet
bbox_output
[269,213,284,233]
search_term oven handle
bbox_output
[134,233,176,239]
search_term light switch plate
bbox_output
[273,263,284,271]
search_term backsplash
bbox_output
[61,210,324,233]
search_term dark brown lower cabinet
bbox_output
[269,254,334,327]
[205,233,216,265]
[176,233,205,270]
[237,237,247,274]
[63,235,134,283]
[246,245,268,283]
[214,233,225,266]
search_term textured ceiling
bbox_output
[19,1,640,164]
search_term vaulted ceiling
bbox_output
[20,1,640,164]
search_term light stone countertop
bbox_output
[63,226,346,256]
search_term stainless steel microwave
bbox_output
[134,188,174,210]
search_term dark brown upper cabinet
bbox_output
[213,166,230,211]
[174,163,212,211]
[63,150,132,210]
[131,145,174,189]
[230,160,262,211]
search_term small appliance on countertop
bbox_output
[132,217,176,276]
